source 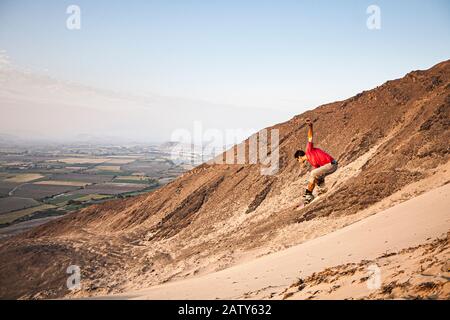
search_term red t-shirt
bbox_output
[305,142,334,168]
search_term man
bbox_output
[294,118,338,205]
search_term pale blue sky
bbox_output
[1,0,449,112]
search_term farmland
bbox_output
[33,180,90,187]
[0,197,40,214]
[4,173,44,183]
[0,141,196,234]
[0,204,56,225]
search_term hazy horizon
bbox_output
[1,0,449,143]
[0,52,296,144]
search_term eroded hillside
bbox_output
[0,60,449,299]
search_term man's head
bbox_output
[294,150,307,164]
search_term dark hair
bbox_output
[294,150,305,158]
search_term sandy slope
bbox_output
[1,60,448,299]
[279,234,449,300]
[95,183,450,300]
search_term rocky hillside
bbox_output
[0,60,449,299]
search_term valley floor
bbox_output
[94,182,450,300]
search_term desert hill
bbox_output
[0,60,449,299]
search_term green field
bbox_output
[44,193,82,205]
[0,204,57,225]
[72,194,112,202]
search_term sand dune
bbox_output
[99,183,450,300]
[1,60,449,300]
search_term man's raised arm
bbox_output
[306,118,313,143]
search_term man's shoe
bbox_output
[303,190,315,205]
[317,176,325,187]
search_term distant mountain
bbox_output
[0,133,24,146]
[0,133,19,142]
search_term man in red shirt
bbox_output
[294,118,338,204]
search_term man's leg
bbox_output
[304,163,338,204]
[317,176,325,187]
[307,180,316,193]
[303,167,321,204]
[308,163,338,192]
[308,167,322,192]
